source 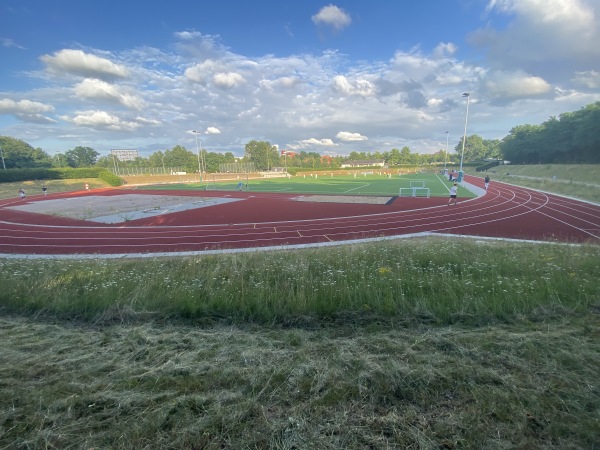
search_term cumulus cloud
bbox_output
[300,138,337,147]
[41,49,129,79]
[312,5,352,31]
[332,75,375,97]
[471,0,600,79]
[174,31,203,40]
[213,72,245,89]
[433,42,458,58]
[74,79,145,109]
[0,98,56,123]
[62,110,140,131]
[260,76,300,91]
[0,98,54,114]
[206,126,221,134]
[482,70,552,100]
[336,131,367,141]
[572,70,600,89]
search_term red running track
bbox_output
[1,175,599,256]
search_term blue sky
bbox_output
[1,0,599,157]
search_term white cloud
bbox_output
[471,0,600,80]
[174,31,203,40]
[1,37,25,50]
[74,79,145,109]
[300,138,337,147]
[0,98,54,114]
[433,42,458,58]
[336,131,367,141]
[260,76,300,91]
[572,70,600,88]
[41,49,129,79]
[332,75,375,97]
[482,70,552,99]
[206,126,221,134]
[62,110,140,131]
[213,72,245,89]
[0,98,56,123]
[312,5,352,31]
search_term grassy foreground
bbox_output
[1,238,599,449]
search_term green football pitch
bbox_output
[139,172,475,198]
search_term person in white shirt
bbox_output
[448,183,458,206]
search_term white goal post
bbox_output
[409,180,426,188]
[399,187,430,198]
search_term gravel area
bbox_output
[294,195,393,204]
[9,194,241,224]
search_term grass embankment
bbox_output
[466,164,600,203]
[1,238,599,449]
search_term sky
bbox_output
[1,0,600,158]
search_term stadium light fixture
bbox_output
[191,130,202,181]
[444,131,449,172]
[459,92,470,177]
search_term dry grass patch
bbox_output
[1,315,599,449]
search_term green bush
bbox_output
[98,170,124,186]
[0,167,107,183]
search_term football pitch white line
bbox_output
[343,183,370,193]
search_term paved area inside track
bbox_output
[8,194,242,224]
[294,195,394,204]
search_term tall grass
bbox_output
[1,238,598,326]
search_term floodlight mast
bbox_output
[459,92,470,178]
[192,130,202,182]
[444,131,449,172]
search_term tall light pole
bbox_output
[192,130,202,182]
[444,131,449,173]
[459,92,470,181]
[0,143,6,170]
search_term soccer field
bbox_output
[141,172,475,198]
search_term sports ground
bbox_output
[0,173,599,257]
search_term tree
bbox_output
[0,136,52,169]
[65,146,99,167]
[399,147,412,164]
[244,140,279,171]
[163,145,196,171]
[455,135,486,162]
[500,124,544,163]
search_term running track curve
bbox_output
[1,175,599,257]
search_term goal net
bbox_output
[399,187,430,198]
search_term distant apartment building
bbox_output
[111,149,139,161]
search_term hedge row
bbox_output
[0,168,124,186]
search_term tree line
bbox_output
[1,101,597,172]
[0,137,458,173]
[499,101,599,163]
